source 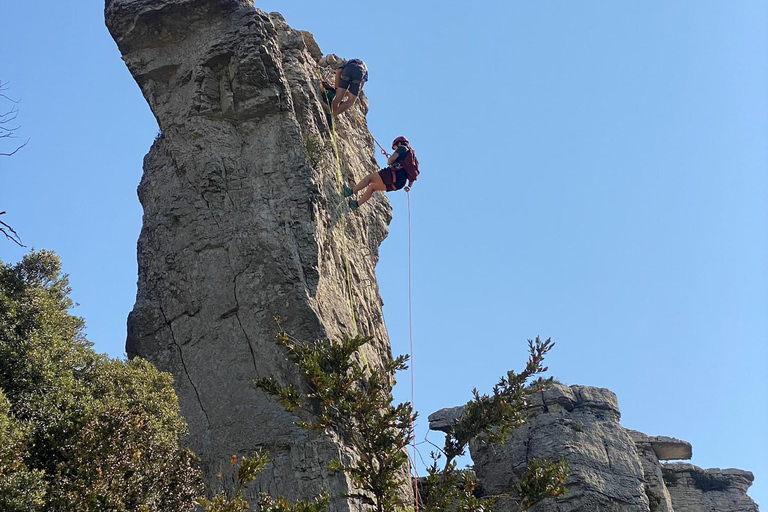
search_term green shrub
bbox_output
[303,135,328,169]
[662,468,678,487]
[0,389,46,511]
[0,250,204,511]
[199,451,330,512]
[690,468,730,492]
[516,458,568,508]
[256,324,567,512]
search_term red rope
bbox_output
[407,190,419,511]
[373,135,390,157]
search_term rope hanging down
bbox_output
[320,71,419,507]
[318,70,358,336]
[407,190,420,511]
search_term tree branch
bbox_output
[0,138,29,157]
[0,212,25,247]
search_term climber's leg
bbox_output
[333,90,359,116]
[358,181,386,206]
[353,171,384,194]
[331,87,348,114]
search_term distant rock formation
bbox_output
[429,383,759,512]
[663,464,758,512]
[105,0,403,508]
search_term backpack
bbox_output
[400,148,420,182]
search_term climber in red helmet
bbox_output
[343,136,420,211]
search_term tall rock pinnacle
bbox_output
[105,0,400,507]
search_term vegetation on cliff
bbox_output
[254,324,567,512]
[0,250,203,511]
[0,250,565,511]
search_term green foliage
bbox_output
[255,330,414,512]
[516,458,568,508]
[661,468,678,487]
[259,489,330,512]
[257,327,567,512]
[441,337,555,462]
[423,337,565,511]
[690,468,730,492]
[199,452,329,512]
[303,135,329,169]
[420,461,486,512]
[0,250,204,511]
[0,389,46,511]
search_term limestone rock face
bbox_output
[469,383,649,512]
[629,430,676,512]
[105,0,400,508]
[427,405,464,432]
[663,463,759,512]
[430,384,760,512]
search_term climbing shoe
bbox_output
[348,198,359,211]
[342,183,353,197]
[321,82,336,102]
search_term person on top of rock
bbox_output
[343,136,419,211]
[319,54,368,116]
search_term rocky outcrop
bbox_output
[105,0,402,508]
[471,384,649,511]
[429,384,760,512]
[663,464,759,512]
[629,430,676,512]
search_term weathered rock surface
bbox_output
[630,430,676,512]
[428,405,464,432]
[469,383,650,511]
[663,463,759,512]
[430,384,760,512]
[105,0,403,508]
[647,436,692,462]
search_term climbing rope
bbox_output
[407,190,420,511]
[317,69,359,336]
[355,113,390,157]
[320,70,418,507]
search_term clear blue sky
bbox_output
[1,1,766,506]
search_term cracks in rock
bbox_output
[160,305,211,429]
[602,437,613,471]
[524,423,533,465]
[165,141,224,231]
[230,259,259,376]
[218,306,239,320]
[221,159,237,210]
[144,309,200,339]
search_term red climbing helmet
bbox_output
[392,136,409,149]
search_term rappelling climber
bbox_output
[319,54,368,116]
[343,136,419,211]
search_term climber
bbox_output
[319,54,368,116]
[343,136,419,211]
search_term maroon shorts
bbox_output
[378,167,408,192]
